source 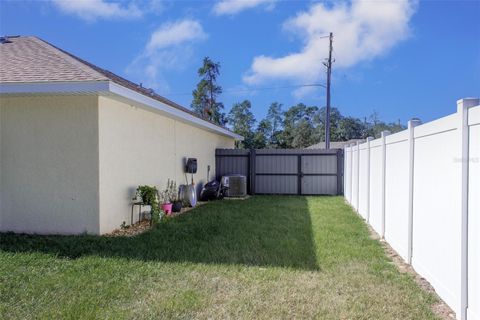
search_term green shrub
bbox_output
[136,185,162,224]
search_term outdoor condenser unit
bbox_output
[221,175,247,197]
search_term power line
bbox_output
[161,83,326,97]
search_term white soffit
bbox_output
[0,81,110,94]
[0,80,243,141]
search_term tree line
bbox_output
[191,57,404,149]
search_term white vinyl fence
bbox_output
[344,98,480,320]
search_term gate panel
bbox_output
[301,176,337,195]
[301,154,338,195]
[255,155,297,174]
[216,148,343,195]
[255,154,298,194]
[256,176,298,194]
[301,155,337,174]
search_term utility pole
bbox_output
[325,32,333,149]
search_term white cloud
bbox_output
[146,19,207,53]
[127,19,208,92]
[243,0,417,94]
[213,0,276,15]
[51,0,143,21]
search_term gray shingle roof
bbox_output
[0,36,108,83]
[0,36,239,137]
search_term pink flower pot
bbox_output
[161,203,173,215]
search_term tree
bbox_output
[336,117,365,140]
[227,100,256,149]
[253,119,271,149]
[291,119,316,148]
[314,106,344,142]
[385,121,405,135]
[369,110,380,126]
[362,112,406,138]
[265,102,283,147]
[281,103,318,148]
[191,57,226,125]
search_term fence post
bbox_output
[458,98,479,320]
[215,149,220,181]
[366,137,373,222]
[250,149,256,195]
[337,149,343,195]
[355,141,361,212]
[380,130,390,238]
[407,119,422,265]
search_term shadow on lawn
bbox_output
[0,196,319,270]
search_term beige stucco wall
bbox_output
[98,96,234,234]
[0,94,234,235]
[0,95,100,234]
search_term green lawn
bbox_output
[0,196,438,319]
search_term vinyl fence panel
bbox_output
[411,115,461,314]
[351,143,359,210]
[345,146,352,202]
[384,131,410,261]
[358,143,370,219]
[368,139,384,235]
[343,98,480,320]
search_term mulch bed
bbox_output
[106,202,207,237]
[107,220,152,237]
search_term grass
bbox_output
[0,196,438,319]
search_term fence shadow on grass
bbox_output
[0,196,319,270]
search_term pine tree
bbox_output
[265,102,283,148]
[191,57,226,125]
[253,119,272,149]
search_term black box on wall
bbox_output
[186,158,197,174]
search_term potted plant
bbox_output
[135,185,161,224]
[159,179,175,215]
[158,190,172,215]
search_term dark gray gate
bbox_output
[216,149,343,195]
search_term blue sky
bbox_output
[1,0,479,125]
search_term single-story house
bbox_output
[0,36,242,235]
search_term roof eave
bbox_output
[0,80,110,94]
[107,81,243,141]
[0,80,243,141]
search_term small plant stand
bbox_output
[131,202,145,225]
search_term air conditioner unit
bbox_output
[221,175,247,197]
